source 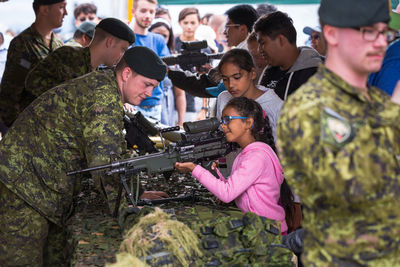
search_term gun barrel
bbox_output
[66,163,112,176]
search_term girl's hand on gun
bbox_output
[211,160,219,170]
[174,162,197,173]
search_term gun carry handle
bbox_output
[159,126,180,150]
[160,126,180,133]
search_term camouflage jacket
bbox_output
[0,24,63,126]
[25,46,92,100]
[64,38,83,47]
[277,64,400,266]
[0,69,126,226]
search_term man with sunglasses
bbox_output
[277,0,400,265]
[303,25,326,56]
[167,5,260,101]
[224,4,259,50]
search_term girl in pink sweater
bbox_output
[175,97,293,234]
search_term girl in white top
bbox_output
[216,48,283,140]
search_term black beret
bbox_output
[96,18,136,45]
[319,0,391,28]
[123,46,167,82]
[33,0,64,5]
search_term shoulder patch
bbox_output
[321,107,352,147]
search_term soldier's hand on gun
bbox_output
[174,162,197,173]
[123,103,137,113]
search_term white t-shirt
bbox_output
[216,85,283,141]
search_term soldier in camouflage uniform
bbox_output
[64,21,96,47]
[0,46,167,266]
[0,0,67,129]
[25,18,135,103]
[277,0,400,265]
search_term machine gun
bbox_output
[162,40,223,72]
[67,117,233,215]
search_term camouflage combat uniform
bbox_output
[0,69,126,266]
[25,46,92,101]
[0,24,63,127]
[64,38,83,47]
[277,65,400,266]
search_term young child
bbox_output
[175,97,293,234]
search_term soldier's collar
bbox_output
[318,65,371,103]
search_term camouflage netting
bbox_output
[68,171,297,266]
[68,171,211,266]
[114,205,296,267]
[113,207,203,267]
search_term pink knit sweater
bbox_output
[192,141,287,233]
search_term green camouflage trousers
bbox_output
[0,182,69,267]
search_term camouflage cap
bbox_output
[123,46,167,82]
[77,21,96,39]
[319,0,391,28]
[96,18,136,45]
[33,0,64,5]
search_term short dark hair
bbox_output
[254,11,297,45]
[256,4,278,16]
[178,7,200,22]
[247,31,258,43]
[225,4,259,33]
[32,2,40,14]
[73,29,93,40]
[156,6,171,20]
[74,3,97,19]
[73,29,84,39]
[217,48,255,74]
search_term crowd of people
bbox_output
[0,0,400,266]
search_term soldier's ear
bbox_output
[39,4,50,16]
[323,25,339,46]
[121,67,132,82]
[105,36,114,48]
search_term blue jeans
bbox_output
[135,104,162,121]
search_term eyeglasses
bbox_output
[352,27,396,42]
[220,116,248,125]
[224,24,240,30]
[311,34,320,40]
